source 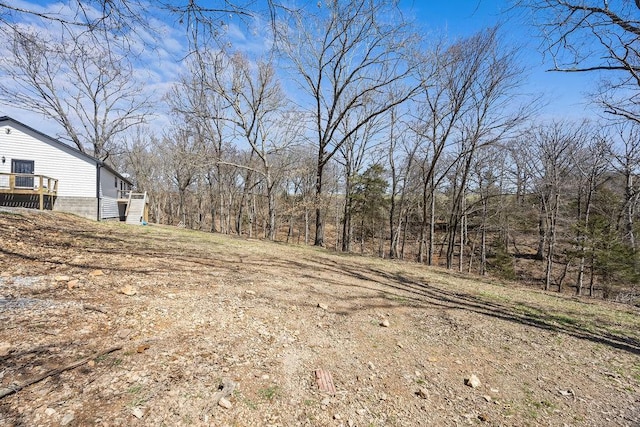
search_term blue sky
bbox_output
[405,0,600,119]
[0,0,602,138]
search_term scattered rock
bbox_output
[317,303,328,310]
[380,392,388,401]
[321,397,332,406]
[478,413,489,422]
[333,413,341,420]
[60,413,75,426]
[367,361,376,370]
[245,290,256,295]
[0,342,11,357]
[116,329,133,339]
[54,275,70,282]
[67,279,79,290]
[417,387,429,399]
[119,285,137,296]
[396,342,404,348]
[136,344,150,353]
[131,407,145,419]
[559,389,575,399]
[89,269,104,276]
[482,395,492,402]
[380,319,390,327]
[44,408,56,416]
[213,378,238,407]
[465,374,481,388]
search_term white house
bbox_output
[0,116,143,221]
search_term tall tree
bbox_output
[282,0,419,246]
[207,51,293,240]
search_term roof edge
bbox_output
[0,116,133,185]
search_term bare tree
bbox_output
[522,0,640,122]
[443,27,528,270]
[206,52,295,240]
[610,123,640,250]
[281,0,419,246]
[0,29,152,159]
[525,121,585,291]
[573,132,609,295]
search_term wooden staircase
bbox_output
[125,192,147,225]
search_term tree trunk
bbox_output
[314,160,325,246]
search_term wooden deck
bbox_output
[0,172,58,210]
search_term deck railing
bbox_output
[0,172,59,210]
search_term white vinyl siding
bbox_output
[99,167,119,219]
[0,124,96,197]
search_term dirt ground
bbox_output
[0,209,639,427]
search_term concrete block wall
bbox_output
[53,196,98,220]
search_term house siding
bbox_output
[0,117,133,221]
[99,166,120,219]
[0,124,96,197]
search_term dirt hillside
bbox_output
[0,209,639,426]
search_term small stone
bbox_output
[261,374,270,380]
[465,374,481,388]
[60,413,75,426]
[317,303,328,310]
[380,392,388,401]
[54,275,70,282]
[356,409,366,415]
[131,407,144,419]
[89,269,104,276]
[478,413,489,422]
[417,387,429,399]
[44,408,56,416]
[396,342,404,348]
[482,395,491,402]
[116,329,133,339]
[119,285,137,296]
[380,319,390,327]
[0,342,11,357]
[67,279,79,290]
[218,397,232,409]
[321,397,331,406]
[367,361,376,370]
[87,360,96,368]
[415,370,422,377]
[245,290,256,295]
[334,414,341,420]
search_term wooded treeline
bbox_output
[1,0,640,301]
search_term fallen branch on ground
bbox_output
[0,345,122,399]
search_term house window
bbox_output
[115,177,118,188]
[12,159,34,188]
